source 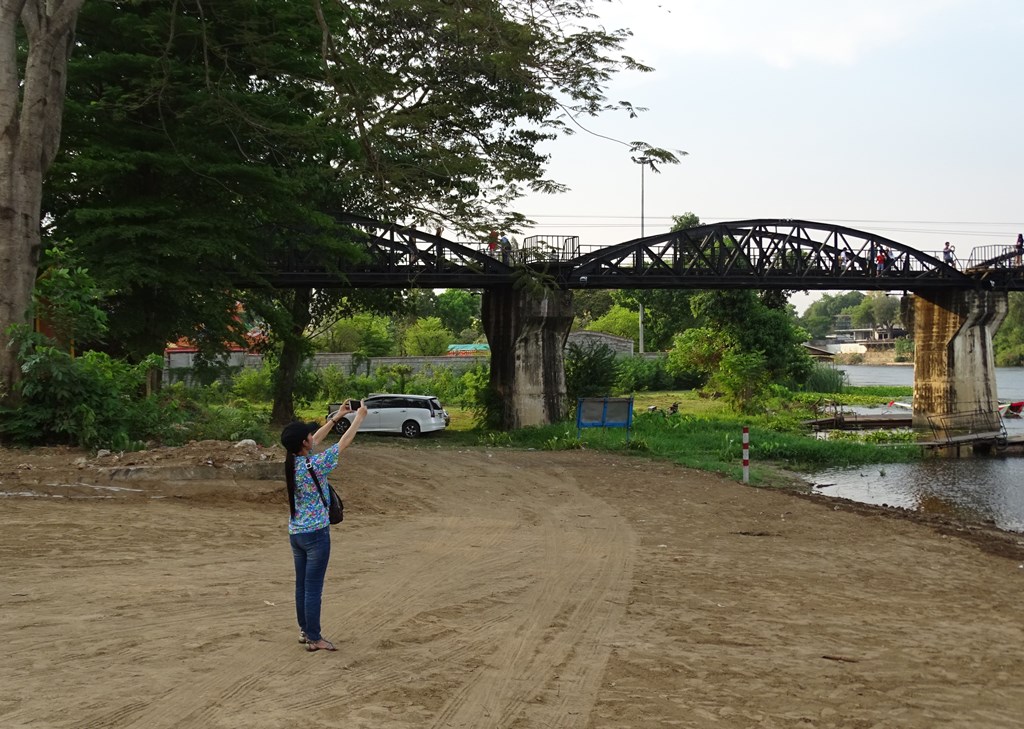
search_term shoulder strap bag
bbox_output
[306,457,344,524]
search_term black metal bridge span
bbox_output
[247,213,1024,292]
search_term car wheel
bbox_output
[334,418,351,435]
[401,420,421,438]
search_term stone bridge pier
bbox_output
[481,286,573,430]
[910,290,1007,438]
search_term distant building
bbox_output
[447,343,490,357]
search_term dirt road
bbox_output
[1,441,1022,728]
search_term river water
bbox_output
[806,365,1024,533]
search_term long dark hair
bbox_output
[284,453,298,517]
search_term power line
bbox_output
[516,214,1023,239]
[521,213,1024,226]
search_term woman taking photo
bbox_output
[279,399,368,652]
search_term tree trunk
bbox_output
[271,288,313,425]
[0,0,85,400]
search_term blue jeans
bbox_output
[290,526,331,641]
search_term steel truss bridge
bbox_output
[247,213,1024,292]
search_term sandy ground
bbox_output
[1,439,1023,729]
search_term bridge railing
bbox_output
[466,238,607,264]
[963,244,1020,269]
[926,410,1006,444]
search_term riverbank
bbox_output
[2,441,1022,727]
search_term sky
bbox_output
[513,0,1024,313]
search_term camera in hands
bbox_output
[347,399,361,410]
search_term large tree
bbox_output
[45,0,360,360]
[0,0,86,400]
[15,0,671,419]
[799,291,866,339]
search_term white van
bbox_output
[328,394,449,438]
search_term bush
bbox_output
[614,355,674,393]
[801,363,847,393]
[564,341,617,401]
[0,331,166,449]
[232,362,274,401]
[894,337,915,363]
[318,365,349,403]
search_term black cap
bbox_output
[280,421,318,454]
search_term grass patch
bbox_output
[257,389,924,487]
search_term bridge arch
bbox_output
[568,219,977,292]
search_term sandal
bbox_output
[306,639,337,652]
[298,631,309,644]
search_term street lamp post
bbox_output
[632,155,654,354]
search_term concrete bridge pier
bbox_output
[910,290,1007,445]
[481,285,573,430]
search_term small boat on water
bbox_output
[888,400,1024,419]
[998,401,1024,418]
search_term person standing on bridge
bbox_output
[943,241,956,267]
[499,232,512,264]
[1015,233,1022,266]
[839,249,852,273]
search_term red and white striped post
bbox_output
[742,426,750,483]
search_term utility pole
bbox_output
[632,155,654,354]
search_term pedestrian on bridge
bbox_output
[499,232,512,264]
[839,249,853,272]
[943,241,956,267]
[1015,233,1022,266]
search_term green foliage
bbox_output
[292,364,323,407]
[585,305,638,341]
[799,291,866,339]
[232,361,275,402]
[479,431,514,448]
[377,364,415,393]
[404,366,463,404]
[541,430,585,451]
[435,290,481,339]
[801,363,847,393]
[666,328,728,380]
[668,290,813,413]
[318,365,350,403]
[826,429,917,444]
[850,292,902,332]
[564,341,617,402]
[47,0,359,360]
[614,355,674,393]
[461,363,501,429]
[994,291,1024,366]
[470,404,920,479]
[403,317,453,356]
[310,312,396,356]
[711,350,771,414]
[0,328,163,449]
[670,212,701,231]
[33,243,109,346]
[571,290,615,329]
[156,384,272,445]
[894,337,915,363]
